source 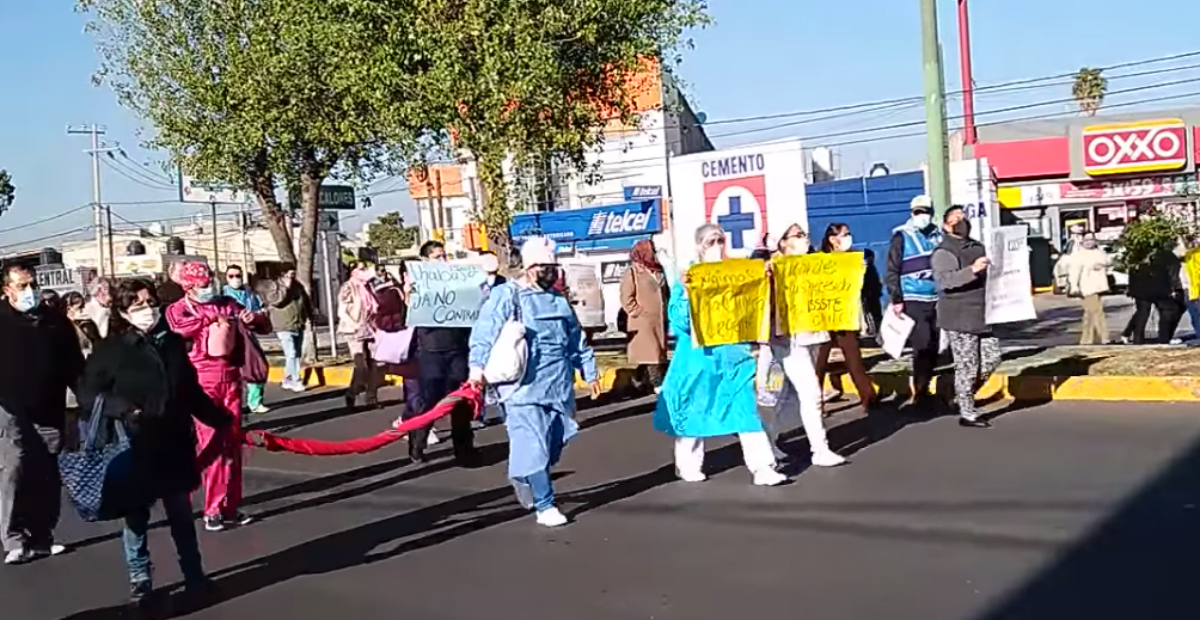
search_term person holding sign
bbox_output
[653,223,787,487]
[813,223,877,412]
[931,206,1000,429]
[768,226,846,467]
[884,195,943,408]
[468,236,600,528]
[407,241,479,466]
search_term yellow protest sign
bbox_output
[773,252,866,333]
[687,259,770,347]
[1187,249,1200,301]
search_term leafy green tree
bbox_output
[0,169,13,215]
[78,0,438,293]
[415,0,709,264]
[366,211,420,257]
[1072,67,1107,117]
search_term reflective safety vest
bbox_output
[896,226,942,302]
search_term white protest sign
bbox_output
[405,261,488,328]
[985,226,1037,325]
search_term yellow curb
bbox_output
[267,365,624,391]
[272,363,1200,402]
[837,373,1200,403]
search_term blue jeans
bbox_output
[123,493,205,586]
[1187,300,1200,341]
[277,330,304,385]
[511,468,555,512]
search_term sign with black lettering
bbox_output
[600,261,630,284]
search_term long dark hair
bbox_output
[821,222,850,253]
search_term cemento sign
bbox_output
[1082,119,1189,176]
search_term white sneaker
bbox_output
[4,548,32,565]
[811,450,847,468]
[753,470,788,486]
[821,389,842,403]
[535,507,569,528]
[653,386,662,395]
[677,470,707,483]
[283,382,307,393]
[250,405,271,415]
[427,428,441,445]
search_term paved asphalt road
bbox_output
[4,387,1200,620]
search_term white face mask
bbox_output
[123,306,160,331]
[837,235,854,251]
[783,238,810,256]
[701,246,723,263]
[479,254,499,274]
[912,214,932,229]
[227,277,243,289]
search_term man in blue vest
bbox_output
[884,195,943,407]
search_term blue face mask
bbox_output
[12,288,38,313]
[192,286,217,304]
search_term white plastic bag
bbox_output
[879,311,916,360]
[484,294,528,384]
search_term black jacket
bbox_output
[931,235,990,335]
[77,321,230,500]
[0,300,85,428]
[1128,248,1182,301]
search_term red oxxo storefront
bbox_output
[972,109,1200,250]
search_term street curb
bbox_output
[267,365,627,392]
[845,372,1200,403]
[269,365,1200,402]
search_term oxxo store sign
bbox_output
[1082,119,1190,176]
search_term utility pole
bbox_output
[210,200,220,270]
[433,168,446,242]
[67,124,110,276]
[920,0,952,219]
[105,204,116,277]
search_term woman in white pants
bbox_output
[767,225,847,467]
[653,223,787,486]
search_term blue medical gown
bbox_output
[653,278,764,438]
[469,282,599,478]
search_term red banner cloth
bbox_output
[242,383,483,456]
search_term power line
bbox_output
[0,204,92,234]
[101,156,176,191]
[700,49,1200,128]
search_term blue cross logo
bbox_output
[716,196,756,249]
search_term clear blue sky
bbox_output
[3,0,1199,250]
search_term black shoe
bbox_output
[175,577,218,614]
[454,446,482,469]
[409,445,426,464]
[958,418,992,429]
[128,581,161,619]
[344,393,357,411]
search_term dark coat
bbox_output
[0,300,85,428]
[1128,248,1182,301]
[77,321,230,500]
[931,235,990,335]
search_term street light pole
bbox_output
[920,0,952,219]
[67,124,108,275]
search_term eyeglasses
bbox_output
[226,273,241,279]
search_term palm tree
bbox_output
[1072,67,1108,117]
[0,169,13,216]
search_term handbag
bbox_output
[58,396,136,522]
[483,289,528,384]
[374,327,416,365]
[207,317,236,358]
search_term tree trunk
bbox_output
[248,154,297,265]
[297,166,327,363]
[477,151,515,269]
